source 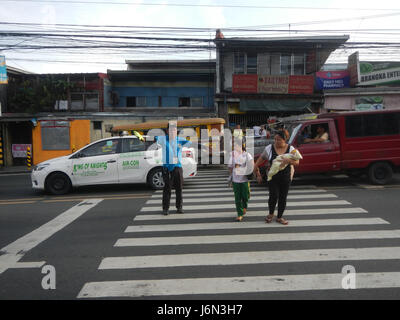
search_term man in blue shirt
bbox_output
[156,121,191,215]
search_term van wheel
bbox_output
[147,168,164,190]
[45,172,72,195]
[368,162,393,185]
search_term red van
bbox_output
[258,110,400,184]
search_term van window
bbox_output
[346,113,400,137]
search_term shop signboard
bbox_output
[232,74,314,94]
[316,70,350,90]
[359,61,400,86]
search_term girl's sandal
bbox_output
[276,218,289,225]
[236,216,243,222]
[265,215,274,223]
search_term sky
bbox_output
[1,0,400,74]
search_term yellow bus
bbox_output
[111,118,226,164]
[111,118,225,137]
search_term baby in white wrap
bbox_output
[267,148,303,181]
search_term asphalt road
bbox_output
[0,169,400,304]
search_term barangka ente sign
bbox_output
[359,61,400,86]
[232,74,314,95]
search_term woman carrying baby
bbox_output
[253,129,300,225]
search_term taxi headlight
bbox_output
[33,163,50,171]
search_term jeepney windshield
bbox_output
[288,124,302,145]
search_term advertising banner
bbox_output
[232,74,258,93]
[288,75,315,94]
[355,96,384,111]
[232,74,314,94]
[316,71,350,90]
[12,144,32,158]
[0,56,7,84]
[258,75,289,94]
[359,62,400,86]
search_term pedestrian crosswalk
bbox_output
[77,168,400,299]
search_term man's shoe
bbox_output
[163,209,169,216]
[177,208,184,214]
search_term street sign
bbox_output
[0,56,7,84]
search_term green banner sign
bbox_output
[359,61,400,86]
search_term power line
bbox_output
[4,0,400,11]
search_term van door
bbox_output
[71,139,120,186]
[294,120,341,174]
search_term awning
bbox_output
[240,98,311,112]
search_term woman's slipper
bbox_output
[265,215,274,223]
[276,218,289,225]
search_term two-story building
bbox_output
[214,34,349,127]
[106,59,216,118]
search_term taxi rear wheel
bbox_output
[147,168,165,190]
[45,172,72,195]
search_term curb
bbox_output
[0,169,31,174]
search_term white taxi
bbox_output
[31,136,197,195]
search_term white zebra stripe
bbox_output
[140,200,352,212]
[98,246,400,269]
[115,229,400,247]
[146,194,337,204]
[125,218,388,233]
[133,207,367,221]
[154,188,325,195]
[77,272,400,298]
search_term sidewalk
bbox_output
[0,166,31,174]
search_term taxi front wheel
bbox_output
[45,172,72,195]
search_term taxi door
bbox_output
[118,137,154,183]
[71,138,120,186]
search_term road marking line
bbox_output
[184,181,318,187]
[153,189,327,195]
[42,195,150,203]
[77,272,400,298]
[0,201,37,205]
[12,261,46,269]
[125,218,388,233]
[133,207,368,221]
[146,194,337,204]
[140,200,352,212]
[181,185,318,190]
[0,199,103,275]
[99,246,400,270]
[189,176,228,180]
[0,198,41,202]
[116,229,400,247]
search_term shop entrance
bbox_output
[8,121,32,166]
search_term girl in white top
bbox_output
[228,140,254,222]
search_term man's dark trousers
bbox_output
[162,167,183,211]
